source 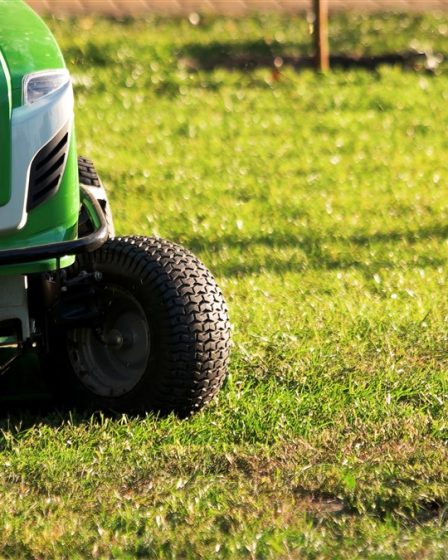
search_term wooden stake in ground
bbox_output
[313,0,329,71]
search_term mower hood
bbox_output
[0,0,65,97]
[0,0,73,234]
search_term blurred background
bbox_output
[25,0,448,16]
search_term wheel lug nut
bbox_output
[103,330,123,347]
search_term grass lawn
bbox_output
[2,10,448,558]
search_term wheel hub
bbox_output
[68,285,151,397]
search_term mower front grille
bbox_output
[27,124,70,211]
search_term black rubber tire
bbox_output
[78,156,101,187]
[44,236,231,416]
[78,156,115,237]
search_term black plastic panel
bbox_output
[27,124,69,211]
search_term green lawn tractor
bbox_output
[0,1,230,416]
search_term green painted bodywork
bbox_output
[0,0,66,105]
[0,134,79,276]
[0,0,79,274]
[0,52,11,207]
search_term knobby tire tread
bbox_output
[61,236,231,416]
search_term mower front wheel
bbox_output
[43,237,230,416]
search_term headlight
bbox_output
[22,69,71,105]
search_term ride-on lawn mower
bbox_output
[0,1,230,416]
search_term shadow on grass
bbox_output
[0,353,130,431]
[187,222,448,277]
[181,41,440,73]
[0,395,129,437]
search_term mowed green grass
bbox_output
[1,11,448,558]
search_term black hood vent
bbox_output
[27,124,70,211]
